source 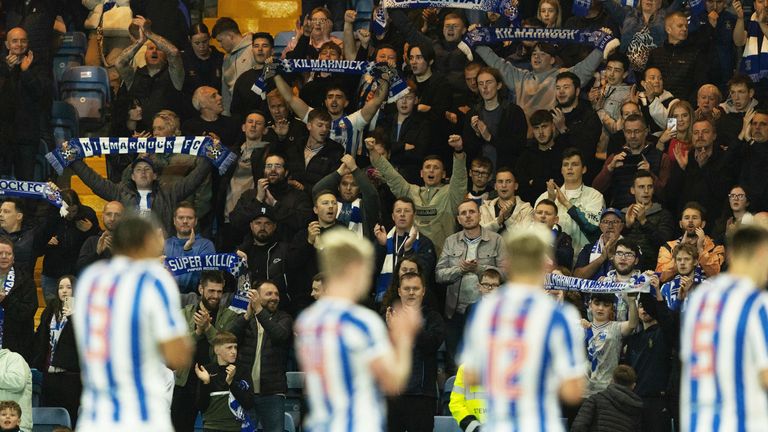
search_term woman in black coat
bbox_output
[32,274,81,427]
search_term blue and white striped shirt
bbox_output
[460,284,586,431]
[680,274,768,432]
[73,257,187,432]
[295,297,392,432]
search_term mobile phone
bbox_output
[667,117,677,130]
[63,296,73,311]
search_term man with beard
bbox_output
[172,270,238,432]
[621,170,675,271]
[288,191,343,313]
[164,202,216,293]
[228,280,293,432]
[656,202,724,282]
[551,72,602,182]
[77,201,125,272]
[313,154,380,240]
[594,114,671,209]
[228,153,313,244]
[116,16,185,123]
[230,33,275,121]
[601,239,659,321]
[235,207,290,307]
[574,208,624,280]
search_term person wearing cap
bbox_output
[574,208,624,280]
[470,40,613,121]
[164,202,216,293]
[230,32,276,121]
[68,152,211,238]
[234,205,291,309]
[625,290,676,432]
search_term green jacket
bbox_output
[174,300,241,386]
[372,153,467,254]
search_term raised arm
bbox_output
[115,29,146,89]
[360,77,390,123]
[343,10,359,61]
[274,74,311,120]
[620,293,639,336]
[145,22,184,90]
[69,160,122,201]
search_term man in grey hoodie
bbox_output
[212,17,255,116]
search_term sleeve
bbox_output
[169,159,211,204]
[655,243,676,282]
[449,365,478,430]
[0,353,28,392]
[475,46,522,90]
[388,9,435,47]
[254,310,293,345]
[371,152,417,199]
[448,153,469,209]
[147,268,188,342]
[459,301,488,375]
[749,301,768,372]
[436,242,463,284]
[480,202,501,232]
[550,305,587,381]
[569,49,603,89]
[699,242,725,277]
[69,160,122,201]
[347,110,369,130]
[3,273,39,323]
[353,311,392,364]
[567,206,602,244]
[312,171,341,198]
[570,394,597,432]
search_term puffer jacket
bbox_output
[571,383,643,432]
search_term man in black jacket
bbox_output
[0,27,50,180]
[229,153,313,245]
[0,236,37,363]
[229,280,293,432]
[572,365,643,432]
[77,201,124,273]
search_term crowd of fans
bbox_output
[2,0,768,430]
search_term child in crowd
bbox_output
[660,243,705,311]
[0,401,21,432]
[195,332,253,432]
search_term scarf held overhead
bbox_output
[382,0,519,21]
[0,180,63,208]
[459,27,619,60]
[545,272,651,294]
[45,136,238,175]
[252,60,409,103]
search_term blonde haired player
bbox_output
[460,224,586,431]
[294,228,422,431]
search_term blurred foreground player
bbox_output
[294,229,422,432]
[460,224,586,431]
[73,216,193,431]
[680,223,768,432]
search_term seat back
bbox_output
[59,66,110,130]
[285,371,305,431]
[51,101,80,144]
[283,412,296,432]
[53,32,88,83]
[32,407,71,432]
[433,415,462,432]
[273,31,295,56]
[30,368,42,407]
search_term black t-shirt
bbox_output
[181,116,243,151]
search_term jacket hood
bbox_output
[605,383,644,413]
[231,33,253,54]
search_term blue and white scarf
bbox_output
[375,228,422,302]
[228,380,255,432]
[0,180,63,208]
[0,268,15,349]
[46,136,238,175]
[459,27,617,61]
[252,60,409,103]
[372,7,388,37]
[382,0,519,21]
[741,14,768,83]
[660,266,705,311]
[337,198,364,237]
[48,314,67,371]
[165,254,251,313]
[545,272,651,294]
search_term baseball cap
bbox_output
[131,156,156,172]
[250,206,275,223]
[600,207,624,221]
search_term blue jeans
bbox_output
[250,394,286,432]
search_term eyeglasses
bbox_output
[729,193,746,200]
[600,220,623,226]
[471,170,491,177]
[614,251,636,259]
[265,163,284,169]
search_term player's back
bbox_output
[461,285,585,431]
[680,274,768,432]
[73,256,186,432]
[294,297,391,432]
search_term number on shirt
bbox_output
[488,338,527,399]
